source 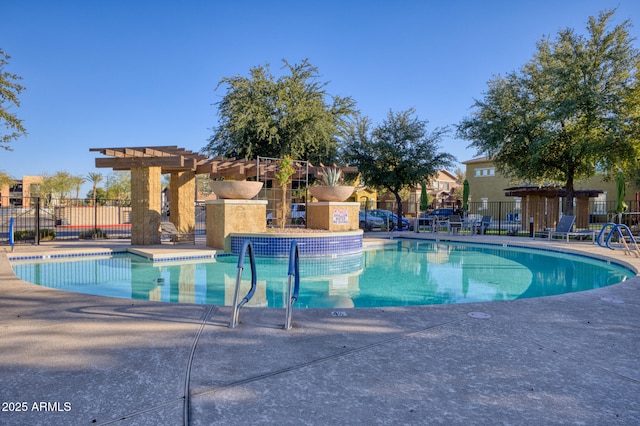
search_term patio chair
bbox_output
[533,215,592,242]
[161,221,196,245]
[435,217,450,233]
[448,215,463,234]
[477,215,492,235]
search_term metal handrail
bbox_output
[229,240,257,329]
[284,240,300,330]
[597,223,640,257]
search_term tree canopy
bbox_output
[39,171,84,200]
[203,59,357,164]
[456,9,640,215]
[0,171,13,189]
[343,108,455,219]
[0,49,26,150]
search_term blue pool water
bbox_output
[10,240,633,309]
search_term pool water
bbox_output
[11,240,633,309]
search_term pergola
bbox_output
[90,146,359,245]
[91,146,211,244]
[504,185,602,230]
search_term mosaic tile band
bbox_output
[230,232,363,258]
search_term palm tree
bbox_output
[85,172,103,206]
[72,176,84,201]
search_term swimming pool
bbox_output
[10,240,633,309]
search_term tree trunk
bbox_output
[279,185,287,229]
[564,174,575,217]
[393,190,403,220]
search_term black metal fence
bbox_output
[1,197,207,245]
[2,196,637,244]
[380,199,640,236]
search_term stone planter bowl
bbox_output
[209,181,264,199]
[309,185,355,202]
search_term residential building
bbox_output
[462,156,636,209]
[0,176,43,208]
[462,156,639,230]
[377,170,460,216]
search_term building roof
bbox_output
[461,156,492,165]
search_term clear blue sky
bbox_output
[1,0,639,195]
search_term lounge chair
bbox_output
[533,215,593,242]
[161,221,196,244]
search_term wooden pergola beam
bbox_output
[96,156,196,170]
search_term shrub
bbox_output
[79,229,108,239]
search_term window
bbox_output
[593,193,607,214]
[513,197,521,211]
[474,167,495,177]
[480,198,488,211]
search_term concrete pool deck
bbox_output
[1,233,639,425]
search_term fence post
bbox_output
[34,197,40,245]
[94,199,98,238]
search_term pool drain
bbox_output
[467,311,492,319]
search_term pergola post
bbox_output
[131,166,162,245]
[546,196,560,230]
[169,171,195,233]
[576,196,590,229]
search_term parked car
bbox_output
[359,211,385,231]
[421,208,454,220]
[367,209,411,230]
[267,203,306,225]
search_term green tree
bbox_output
[85,172,103,204]
[274,155,296,228]
[0,49,26,150]
[457,10,640,215]
[71,175,84,200]
[343,109,455,220]
[105,171,131,204]
[86,187,108,205]
[195,174,214,198]
[450,168,466,200]
[41,171,84,202]
[204,59,357,164]
[0,171,13,187]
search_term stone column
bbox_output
[169,171,195,233]
[307,202,360,231]
[131,166,162,245]
[206,200,268,251]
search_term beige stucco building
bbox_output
[462,156,638,214]
[0,176,43,208]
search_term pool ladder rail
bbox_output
[229,240,301,330]
[596,223,640,257]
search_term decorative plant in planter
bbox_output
[274,156,296,229]
[309,167,355,202]
[320,167,343,186]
